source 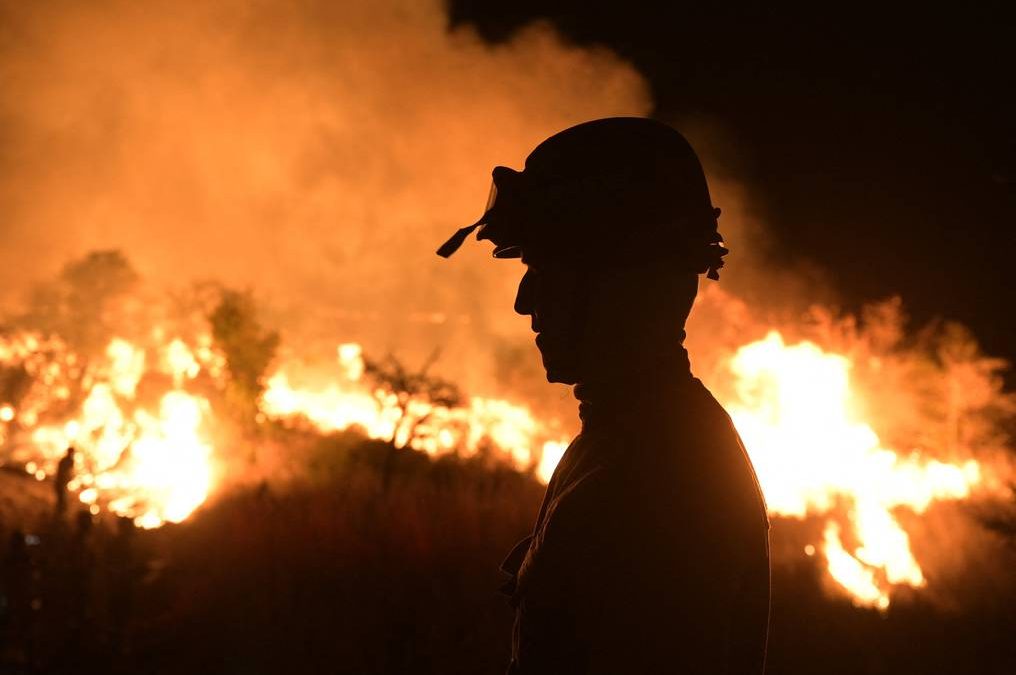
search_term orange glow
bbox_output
[723,331,982,608]
[2,332,218,528]
[0,323,998,608]
[257,331,993,608]
[261,347,559,471]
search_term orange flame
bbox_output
[258,331,990,608]
[261,344,560,471]
[0,323,999,608]
[2,332,218,528]
[723,331,982,608]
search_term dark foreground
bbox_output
[1,429,1013,675]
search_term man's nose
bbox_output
[514,269,535,317]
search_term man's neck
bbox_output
[574,341,695,430]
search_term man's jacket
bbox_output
[501,364,770,674]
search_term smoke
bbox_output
[0,0,649,390]
[1,0,1010,423]
[3,0,1012,607]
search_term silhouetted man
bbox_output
[54,446,76,517]
[439,117,770,674]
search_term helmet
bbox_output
[437,117,728,279]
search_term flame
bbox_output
[723,331,982,608]
[1,332,218,528]
[257,331,993,608]
[0,320,1000,608]
[261,345,558,471]
[536,440,569,484]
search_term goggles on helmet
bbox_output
[437,165,728,279]
[437,166,525,259]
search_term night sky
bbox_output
[451,3,1016,370]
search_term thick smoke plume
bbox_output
[0,0,650,391]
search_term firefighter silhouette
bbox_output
[439,117,771,674]
[54,446,76,517]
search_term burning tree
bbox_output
[362,351,464,451]
[209,289,280,423]
[356,351,463,491]
[259,343,564,480]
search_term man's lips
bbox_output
[535,332,560,352]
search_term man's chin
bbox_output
[541,357,580,385]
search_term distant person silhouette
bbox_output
[439,117,771,674]
[54,446,76,517]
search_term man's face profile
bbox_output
[513,256,585,385]
[435,118,722,387]
[513,249,700,386]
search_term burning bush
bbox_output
[209,289,280,423]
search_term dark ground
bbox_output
[1,428,1014,675]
